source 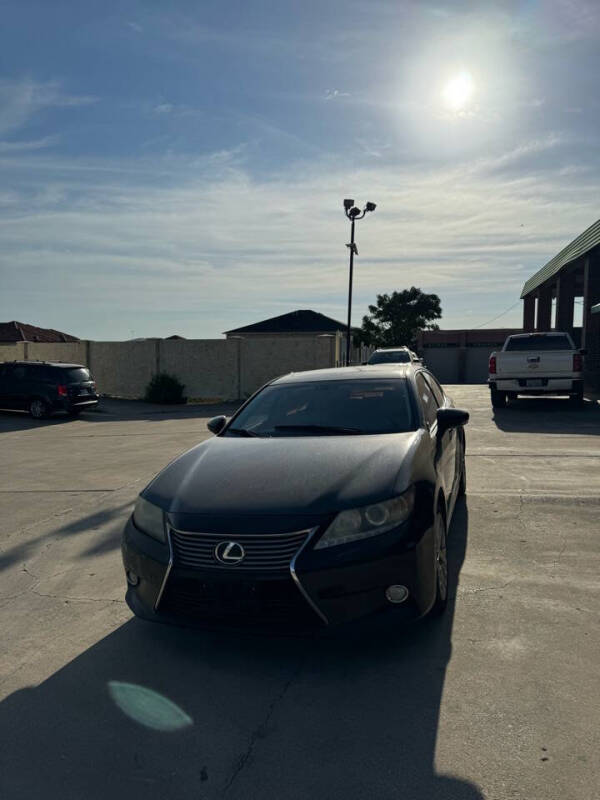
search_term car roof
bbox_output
[2,360,86,368]
[271,365,414,384]
[507,332,567,338]
[372,346,410,352]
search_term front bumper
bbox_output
[121,511,437,630]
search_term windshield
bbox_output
[368,350,411,364]
[227,379,416,436]
[505,335,572,352]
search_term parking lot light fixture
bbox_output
[343,199,377,365]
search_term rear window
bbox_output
[55,367,91,382]
[505,335,572,351]
[367,350,411,364]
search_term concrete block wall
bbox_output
[160,339,239,400]
[0,343,25,362]
[240,335,337,397]
[0,335,339,401]
[90,341,157,398]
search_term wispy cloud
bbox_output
[0,78,98,137]
[324,89,351,101]
[1,136,598,337]
[127,21,142,33]
[0,135,59,152]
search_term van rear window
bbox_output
[505,335,572,352]
[58,367,91,382]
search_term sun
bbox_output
[442,71,475,111]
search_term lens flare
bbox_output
[108,681,193,731]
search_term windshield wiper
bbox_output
[273,424,361,435]
[227,427,264,438]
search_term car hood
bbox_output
[144,431,423,518]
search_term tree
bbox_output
[356,287,442,348]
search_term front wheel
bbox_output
[569,392,584,407]
[430,511,448,616]
[29,398,49,419]
[458,444,466,496]
[490,388,506,409]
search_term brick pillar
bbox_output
[522,295,535,331]
[582,251,600,389]
[536,287,552,331]
[555,271,576,332]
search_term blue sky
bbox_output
[1,0,599,339]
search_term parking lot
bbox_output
[1,386,599,800]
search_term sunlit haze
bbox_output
[442,71,475,111]
[1,1,599,339]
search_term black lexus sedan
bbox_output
[122,365,468,630]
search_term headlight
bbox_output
[315,487,415,549]
[133,495,166,543]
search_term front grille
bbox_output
[169,528,311,574]
[160,576,323,629]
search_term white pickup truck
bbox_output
[488,332,585,408]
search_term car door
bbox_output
[0,365,12,407]
[424,372,458,498]
[10,364,31,409]
[0,364,27,409]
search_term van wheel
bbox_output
[490,389,506,409]
[30,398,49,419]
[569,392,584,407]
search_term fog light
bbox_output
[385,585,409,604]
[126,570,140,586]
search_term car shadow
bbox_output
[492,396,600,434]
[0,401,241,433]
[0,499,481,800]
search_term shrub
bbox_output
[144,372,186,404]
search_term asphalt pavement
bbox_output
[0,388,598,800]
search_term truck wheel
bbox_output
[569,392,584,408]
[490,389,506,409]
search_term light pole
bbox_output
[343,199,376,365]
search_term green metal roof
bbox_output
[521,217,600,298]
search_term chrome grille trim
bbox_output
[168,526,312,573]
[290,527,328,625]
[153,530,173,612]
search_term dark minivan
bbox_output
[0,361,99,418]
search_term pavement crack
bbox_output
[222,662,304,796]
[461,580,514,596]
[552,537,569,573]
[30,589,125,604]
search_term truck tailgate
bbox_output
[496,351,574,377]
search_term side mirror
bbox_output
[207,415,227,435]
[580,348,587,355]
[437,407,469,434]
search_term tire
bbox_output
[569,392,584,408]
[430,510,448,616]
[68,407,82,416]
[29,398,50,419]
[490,388,506,409]
[458,442,466,496]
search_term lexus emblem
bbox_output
[214,541,245,565]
